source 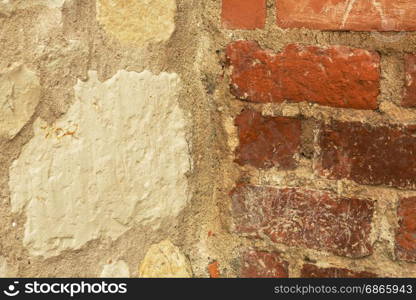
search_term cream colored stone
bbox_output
[9,70,190,258]
[100,260,130,278]
[0,64,41,139]
[1,0,65,17]
[96,0,176,45]
[0,0,12,17]
[139,240,192,278]
[20,0,66,8]
[0,257,7,277]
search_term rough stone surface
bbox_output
[234,109,301,169]
[222,0,266,30]
[9,70,190,258]
[96,0,176,45]
[403,55,416,107]
[239,250,289,278]
[318,121,416,189]
[0,64,41,140]
[276,0,416,31]
[396,197,416,262]
[100,260,130,278]
[226,41,380,109]
[301,264,377,278]
[231,185,374,258]
[138,240,192,278]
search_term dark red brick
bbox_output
[235,109,301,169]
[276,0,416,31]
[301,264,377,278]
[403,55,416,107]
[231,185,374,258]
[396,197,416,262]
[222,0,266,30]
[239,250,289,278]
[317,121,416,189]
[226,41,380,109]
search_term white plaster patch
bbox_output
[0,64,41,139]
[96,0,176,45]
[9,70,190,258]
[100,260,130,278]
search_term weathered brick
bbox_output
[396,197,416,262]
[276,0,416,31]
[403,55,416,107]
[318,121,416,189]
[222,0,266,30]
[239,250,289,278]
[301,264,377,278]
[231,185,374,258]
[235,109,301,169]
[226,41,380,109]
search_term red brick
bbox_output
[222,0,266,30]
[226,41,380,109]
[239,250,289,278]
[208,261,220,278]
[403,55,416,107]
[301,264,377,278]
[276,0,416,31]
[231,185,374,258]
[317,121,416,189]
[235,109,301,169]
[396,197,416,262]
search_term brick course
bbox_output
[231,185,374,258]
[235,109,301,169]
[226,41,380,109]
[301,264,377,278]
[317,121,416,189]
[396,197,416,262]
[222,0,266,30]
[276,0,416,31]
[239,250,289,278]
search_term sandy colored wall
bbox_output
[0,0,415,278]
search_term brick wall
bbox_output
[219,0,416,277]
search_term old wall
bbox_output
[0,0,415,278]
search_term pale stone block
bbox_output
[100,260,130,278]
[96,0,176,45]
[0,64,41,140]
[139,240,192,278]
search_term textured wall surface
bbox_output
[0,0,415,278]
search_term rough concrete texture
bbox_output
[0,0,415,278]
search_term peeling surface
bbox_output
[9,70,190,258]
